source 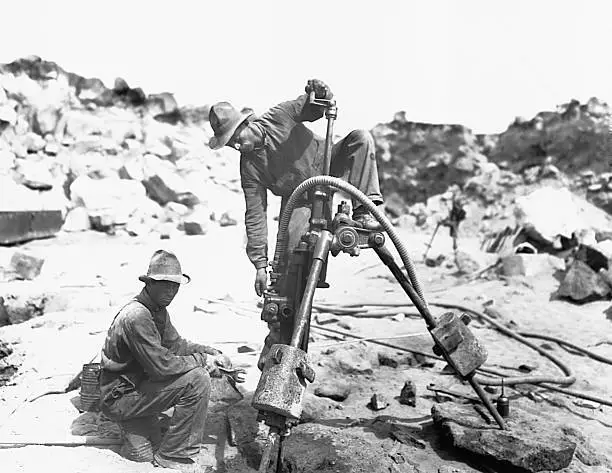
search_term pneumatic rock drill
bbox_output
[251,92,505,473]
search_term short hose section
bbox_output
[272,176,428,308]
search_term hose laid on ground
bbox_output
[270,176,609,403]
[313,301,612,365]
[313,299,612,391]
[310,324,612,407]
[272,176,428,307]
[315,300,612,365]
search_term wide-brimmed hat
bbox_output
[208,102,253,150]
[138,250,191,285]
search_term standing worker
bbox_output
[99,249,239,473]
[208,79,385,298]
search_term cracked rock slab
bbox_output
[431,402,576,472]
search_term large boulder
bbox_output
[146,92,179,116]
[140,153,200,207]
[69,175,148,228]
[515,186,612,245]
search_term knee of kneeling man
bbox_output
[187,366,211,392]
[348,129,374,146]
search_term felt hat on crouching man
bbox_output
[138,249,191,285]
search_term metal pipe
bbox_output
[467,375,506,429]
[258,428,280,473]
[374,245,505,429]
[374,246,436,329]
[290,231,332,348]
[322,108,336,176]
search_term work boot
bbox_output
[352,207,383,231]
[153,452,199,473]
[119,418,155,463]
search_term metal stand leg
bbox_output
[374,246,506,430]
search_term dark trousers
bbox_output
[259,130,384,369]
[330,129,383,208]
[102,368,210,459]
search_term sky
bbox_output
[1,0,611,136]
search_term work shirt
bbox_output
[240,92,332,269]
[99,289,218,398]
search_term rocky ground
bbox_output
[0,222,611,473]
[1,57,612,472]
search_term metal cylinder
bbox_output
[79,363,101,412]
[251,344,313,420]
[496,395,510,418]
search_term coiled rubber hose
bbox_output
[271,176,428,308]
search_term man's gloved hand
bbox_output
[254,267,268,297]
[206,353,232,378]
[191,352,208,368]
[305,79,332,99]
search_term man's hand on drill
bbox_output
[305,79,332,99]
[254,267,268,297]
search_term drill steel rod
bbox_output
[467,375,506,429]
[290,231,333,348]
[275,434,285,473]
[374,246,506,430]
[258,428,280,473]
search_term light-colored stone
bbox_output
[19,132,46,153]
[182,205,211,235]
[69,175,147,226]
[142,153,199,206]
[62,206,91,232]
[515,186,612,243]
[0,149,16,175]
[9,251,45,280]
[500,254,564,278]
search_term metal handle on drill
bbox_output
[309,90,337,177]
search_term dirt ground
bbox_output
[0,219,611,473]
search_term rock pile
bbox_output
[0,56,241,240]
[374,97,612,236]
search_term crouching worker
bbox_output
[100,249,233,473]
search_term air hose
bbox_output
[271,176,428,308]
[271,177,599,393]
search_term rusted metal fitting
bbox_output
[252,344,315,420]
[430,311,488,377]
